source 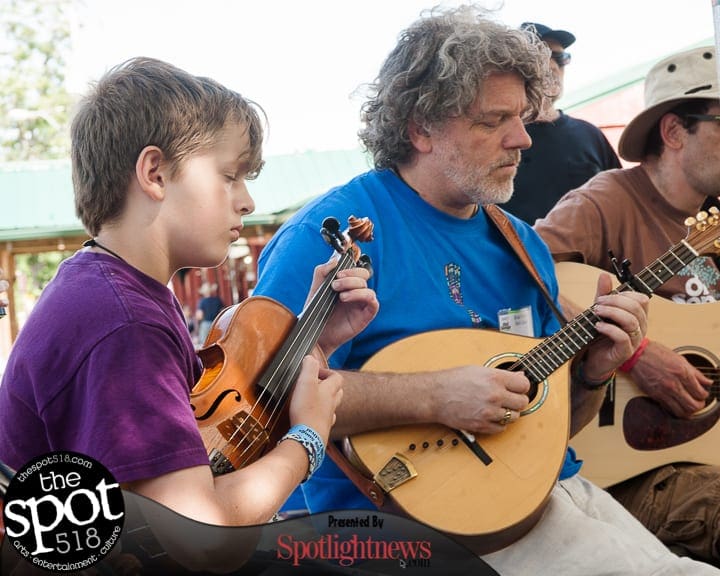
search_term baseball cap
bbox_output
[618,46,719,162]
[520,22,576,49]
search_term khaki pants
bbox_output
[609,463,720,566]
[482,474,718,575]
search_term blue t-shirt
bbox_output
[254,169,579,513]
[198,296,224,322]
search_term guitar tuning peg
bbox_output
[696,211,708,222]
[685,216,697,227]
[710,207,720,214]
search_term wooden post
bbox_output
[0,245,16,363]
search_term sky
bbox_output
[69,0,719,156]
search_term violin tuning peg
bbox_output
[358,254,373,277]
[321,217,341,234]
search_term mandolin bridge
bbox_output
[373,453,417,493]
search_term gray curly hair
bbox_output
[359,4,552,170]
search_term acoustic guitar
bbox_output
[558,260,720,489]
[343,206,720,554]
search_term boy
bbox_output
[0,57,378,527]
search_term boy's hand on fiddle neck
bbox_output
[310,258,378,357]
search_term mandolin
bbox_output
[191,216,373,476]
[343,206,720,554]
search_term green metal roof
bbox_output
[2,36,714,244]
[0,148,372,242]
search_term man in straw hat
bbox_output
[535,45,720,565]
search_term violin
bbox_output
[190,216,373,475]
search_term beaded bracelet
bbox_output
[573,360,616,391]
[619,337,650,373]
[279,424,326,483]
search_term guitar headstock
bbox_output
[685,205,720,256]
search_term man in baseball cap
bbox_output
[521,22,575,49]
[503,22,620,224]
[534,45,720,564]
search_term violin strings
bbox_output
[227,257,348,466]
[251,250,352,414]
[219,250,356,468]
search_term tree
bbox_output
[0,0,74,331]
[0,0,73,161]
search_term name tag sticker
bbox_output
[498,306,534,337]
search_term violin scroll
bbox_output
[347,215,374,243]
[321,215,374,264]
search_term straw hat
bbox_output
[618,46,719,162]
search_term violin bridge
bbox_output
[211,411,270,473]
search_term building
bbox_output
[0,37,714,361]
[0,149,371,359]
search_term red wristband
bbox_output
[619,337,649,373]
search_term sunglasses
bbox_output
[551,51,571,67]
[685,113,720,123]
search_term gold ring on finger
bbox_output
[500,408,512,426]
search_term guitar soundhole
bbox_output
[677,348,719,409]
[623,347,720,451]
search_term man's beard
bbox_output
[444,159,518,206]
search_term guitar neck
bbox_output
[517,239,699,384]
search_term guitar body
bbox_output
[557,261,720,488]
[344,328,570,553]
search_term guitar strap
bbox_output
[326,441,387,507]
[326,205,567,509]
[484,205,567,326]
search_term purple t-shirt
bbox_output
[0,252,209,482]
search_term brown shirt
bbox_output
[534,166,720,303]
